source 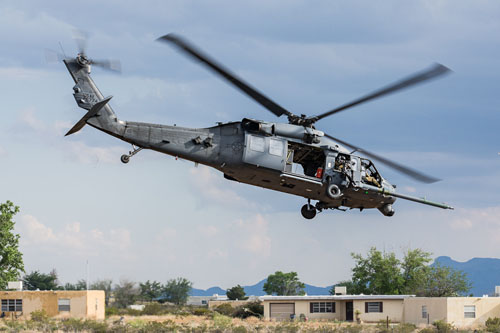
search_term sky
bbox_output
[0,0,499,290]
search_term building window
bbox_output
[58,299,71,312]
[310,302,335,313]
[422,305,428,319]
[464,305,475,318]
[1,299,22,312]
[365,302,383,313]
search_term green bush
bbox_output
[486,317,500,332]
[214,303,235,316]
[433,320,454,333]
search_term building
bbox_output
[0,290,105,320]
[260,295,500,329]
[187,294,228,306]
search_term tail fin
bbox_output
[65,96,113,136]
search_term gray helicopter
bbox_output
[62,33,453,219]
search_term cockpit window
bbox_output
[361,159,382,187]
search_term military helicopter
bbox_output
[61,33,453,219]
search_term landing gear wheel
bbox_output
[301,204,317,220]
[121,154,130,164]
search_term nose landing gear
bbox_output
[121,145,143,164]
[301,199,317,220]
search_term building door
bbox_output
[346,301,353,321]
[270,303,295,321]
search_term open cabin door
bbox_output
[243,134,286,171]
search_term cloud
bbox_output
[18,214,132,257]
[13,107,124,165]
[197,225,218,237]
[189,166,256,209]
[234,214,271,257]
[449,206,500,230]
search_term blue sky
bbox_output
[1,0,499,290]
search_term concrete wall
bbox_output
[0,291,104,320]
[446,297,500,328]
[209,300,253,309]
[404,297,448,325]
[354,299,404,323]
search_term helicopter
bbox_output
[61,33,453,219]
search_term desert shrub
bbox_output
[232,326,248,333]
[214,303,235,317]
[213,313,232,329]
[376,318,392,332]
[274,322,300,333]
[192,307,213,316]
[2,320,26,332]
[60,318,85,332]
[433,320,454,333]
[233,301,264,319]
[395,323,417,333]
[141,302,166,315]
[82,319,108,333]
[105,306,120,317]
[30,309,49,322]
[419,328,436,333]
[486,317,500,332]
[340,324,363,333]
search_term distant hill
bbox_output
[191,257,500,297]
[434,256,500,296]
[190,279,332,296]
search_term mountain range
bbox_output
[190,257,500,297]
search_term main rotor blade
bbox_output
[157,33,294,118]
[324,133,440,183]
[310,63,451,122]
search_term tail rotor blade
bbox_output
[73,29,88,55]
[324,133,440,184]
[91,59,122,73]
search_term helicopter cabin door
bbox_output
[243,134,286,171]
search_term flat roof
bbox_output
[260,295,414,301]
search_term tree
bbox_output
[0,201,25,289]
[162,277,192,305]
[417,263,471,297]
[347,247,471,296]
[351,248,403,295]
[329,280,358,295]
[23,270,59,290]
[401,248,432,294]
[227,284,248,300]
[139,280,163,301]
[91,279,113,306]
[63,279,87,290]
[113,279,139,308]
[263,271,305,296]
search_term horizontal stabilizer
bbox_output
[65,96,112,136]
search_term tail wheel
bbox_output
[121,154,130,164]
[326,184,342,199]
[301,204,317,220]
